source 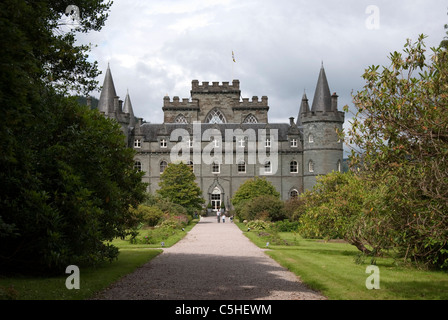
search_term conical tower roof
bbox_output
[311,65,332,112]
[98,64,117,114]
[123,90,136,127]
[297,92,309,127]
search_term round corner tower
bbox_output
[299,66,345,191]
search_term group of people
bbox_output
[216,208,233,223]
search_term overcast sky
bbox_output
[76,0,447,154]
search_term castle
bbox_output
[95,65,345,212]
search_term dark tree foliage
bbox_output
[0,1,147,274]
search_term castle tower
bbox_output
[97,65,137,146]
[98,64,118,117]
[300,65,345,191]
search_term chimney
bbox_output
[331,92,338,112]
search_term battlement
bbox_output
[233,96,269,110]
[162,96,199,110]
[300,110,345,123]
[191,80,241,94]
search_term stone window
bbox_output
[237,160,246,173]
[290,139,297,147]
[290,189,299,199]
[265,138,271,148]
[308,160,314,173]
[205,109,226,124]
[290,161,298,173]
[337,160,342,172]
[212,162,220,174]
[308,134,314,143]
[134,139,141,148]
[264,161,272,174]
[134,161,142,172]
[243,114,258,124]
[175,114,188,124]
[160,160,168,174]
[160,139,167,148]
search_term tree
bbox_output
[441,10,448,49]
[298,172,393,257]
[0,1,150,274]
[157,163,204,214]
[346,34,448,268]
[231,177,280,219]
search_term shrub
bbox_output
[246,220,272,231]
[240,195,285,222]
[273,220,300,232]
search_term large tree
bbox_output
[346,34,448,268]
[157,163,204,215]
[0,1,148,274]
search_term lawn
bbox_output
[237,222,448,300]
[0,220,198,300]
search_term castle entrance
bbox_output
[211,187,221,212]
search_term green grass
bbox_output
[0,249,162,300]
[237,222,448,300]
[0,220,198,300]
[111,219,198,249]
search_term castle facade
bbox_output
[96,65,345,212]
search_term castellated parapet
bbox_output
[191,80,240,94]
[162,96,199,111]
[234,96,269,111]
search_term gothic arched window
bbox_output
[308,160,314,173]
[205,109,226,124]
[160,160,168,174]
[175,114,188,124]
[243,114,258,124]
[290,189,299,199]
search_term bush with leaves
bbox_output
[231,177,280,219]
[157,162,204,215]
[298,172,394,256]
[346,35,448,268]
[240,195,285,222]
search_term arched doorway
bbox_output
[211,187,221,212]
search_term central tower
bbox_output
[162,80,269,124]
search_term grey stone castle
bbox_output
[95,65,345,211]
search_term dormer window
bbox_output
[160,139,167,148]
[290,139,297,147]
[134,139,141,148]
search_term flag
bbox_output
[232,51,236,63]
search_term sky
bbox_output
[75,0,447,154]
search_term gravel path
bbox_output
[92,216,326,300]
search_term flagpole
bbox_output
[231,50,236,81]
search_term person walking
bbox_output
[222,214,226,223]
[217,209,221,223]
